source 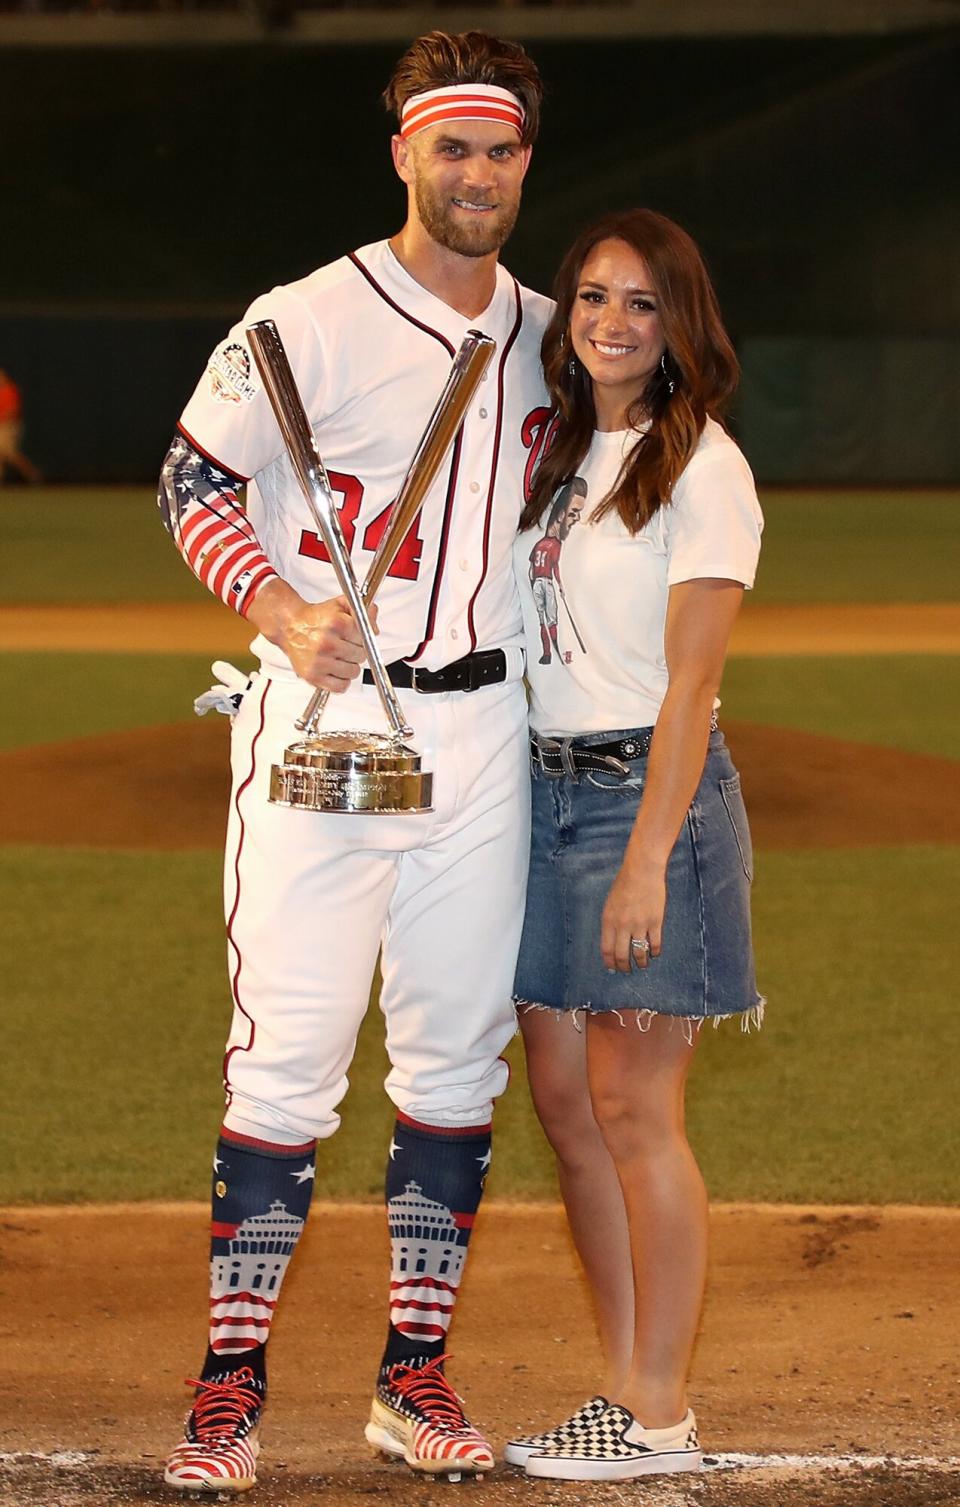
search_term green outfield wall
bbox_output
[1,29,957,481]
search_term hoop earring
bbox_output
[661,351,675,396]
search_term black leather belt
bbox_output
[531,728,655,778]
[362,648,509,695]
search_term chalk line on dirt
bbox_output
[704,1452,960,1473]
[3,1449,958,1475]
[0,1452,92,1467]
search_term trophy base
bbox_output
[269,732,433,814]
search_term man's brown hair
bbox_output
[384,30,543,147]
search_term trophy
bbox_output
[246,320,496,814]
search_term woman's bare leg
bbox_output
[520,1006,634,1394]
[586,1012,707,1427]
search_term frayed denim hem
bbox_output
[515,996,766,1044]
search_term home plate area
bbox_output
[2,1204,959,1506]
[1,1448,959,1507]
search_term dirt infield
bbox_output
[3,594,957,854]
[3,595,958,855]
[2,715,958,852]
[1,1203,958,1507]
[3,600,960,655]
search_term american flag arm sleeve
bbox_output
[157,430,279,617]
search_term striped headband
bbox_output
[400,84,525,141]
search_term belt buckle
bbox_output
[600,754,631,778]
[560,740,580,780]
[532,736,560,776]
[410,666,431,695]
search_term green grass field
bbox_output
[3,486,959,605]
[2,487,958,1206]
[2,650,957,761]
[2,842,957,1206]
[0,652,226,751]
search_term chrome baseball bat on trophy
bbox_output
[246,319,495,814]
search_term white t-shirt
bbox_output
[515,417,763,737]
[179,240,552,674]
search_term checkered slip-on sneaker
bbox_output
[365,1355,494,1480]
[503,1396,609,1467]
[163,1367,262,1494]
[525,1403,701,1481]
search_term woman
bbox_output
[506,209,764,1482]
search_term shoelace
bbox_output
[183,1366,261,1443]
[386,1354,469,1431]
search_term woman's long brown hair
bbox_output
[519,209,740,535]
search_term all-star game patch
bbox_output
[208,342,259,405]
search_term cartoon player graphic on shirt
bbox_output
[528,476,587,664]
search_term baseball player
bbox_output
[528,476,586,662]
[156,30,551,1495]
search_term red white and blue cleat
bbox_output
[163,1367,262,1494]
[365,1355,494,1480]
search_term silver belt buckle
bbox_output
[600,753,632,777]
[534,736,561,776]
[560,739,579,780]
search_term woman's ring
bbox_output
[630,937,650,953]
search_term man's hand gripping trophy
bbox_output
[246,319,495,814]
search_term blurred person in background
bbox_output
[0,368,42,484]
[503,209,764,1483]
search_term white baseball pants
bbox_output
[219,667,530,1143]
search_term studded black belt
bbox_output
[362,648,508,695]
[530,728,655,778]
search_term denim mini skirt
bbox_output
[514,728,763,1023]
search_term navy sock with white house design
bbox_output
[198,1127,317,1395]
[379,1113,492,1376]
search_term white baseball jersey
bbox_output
[172,241,553,1140]
[180,240,553,673]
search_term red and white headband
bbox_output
[400,83,525,141]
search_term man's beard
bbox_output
[415,179,520,259]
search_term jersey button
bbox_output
[459,558,468,570]
[469,481,480,493]
[450,628,459,640]
[479,407,488,419]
